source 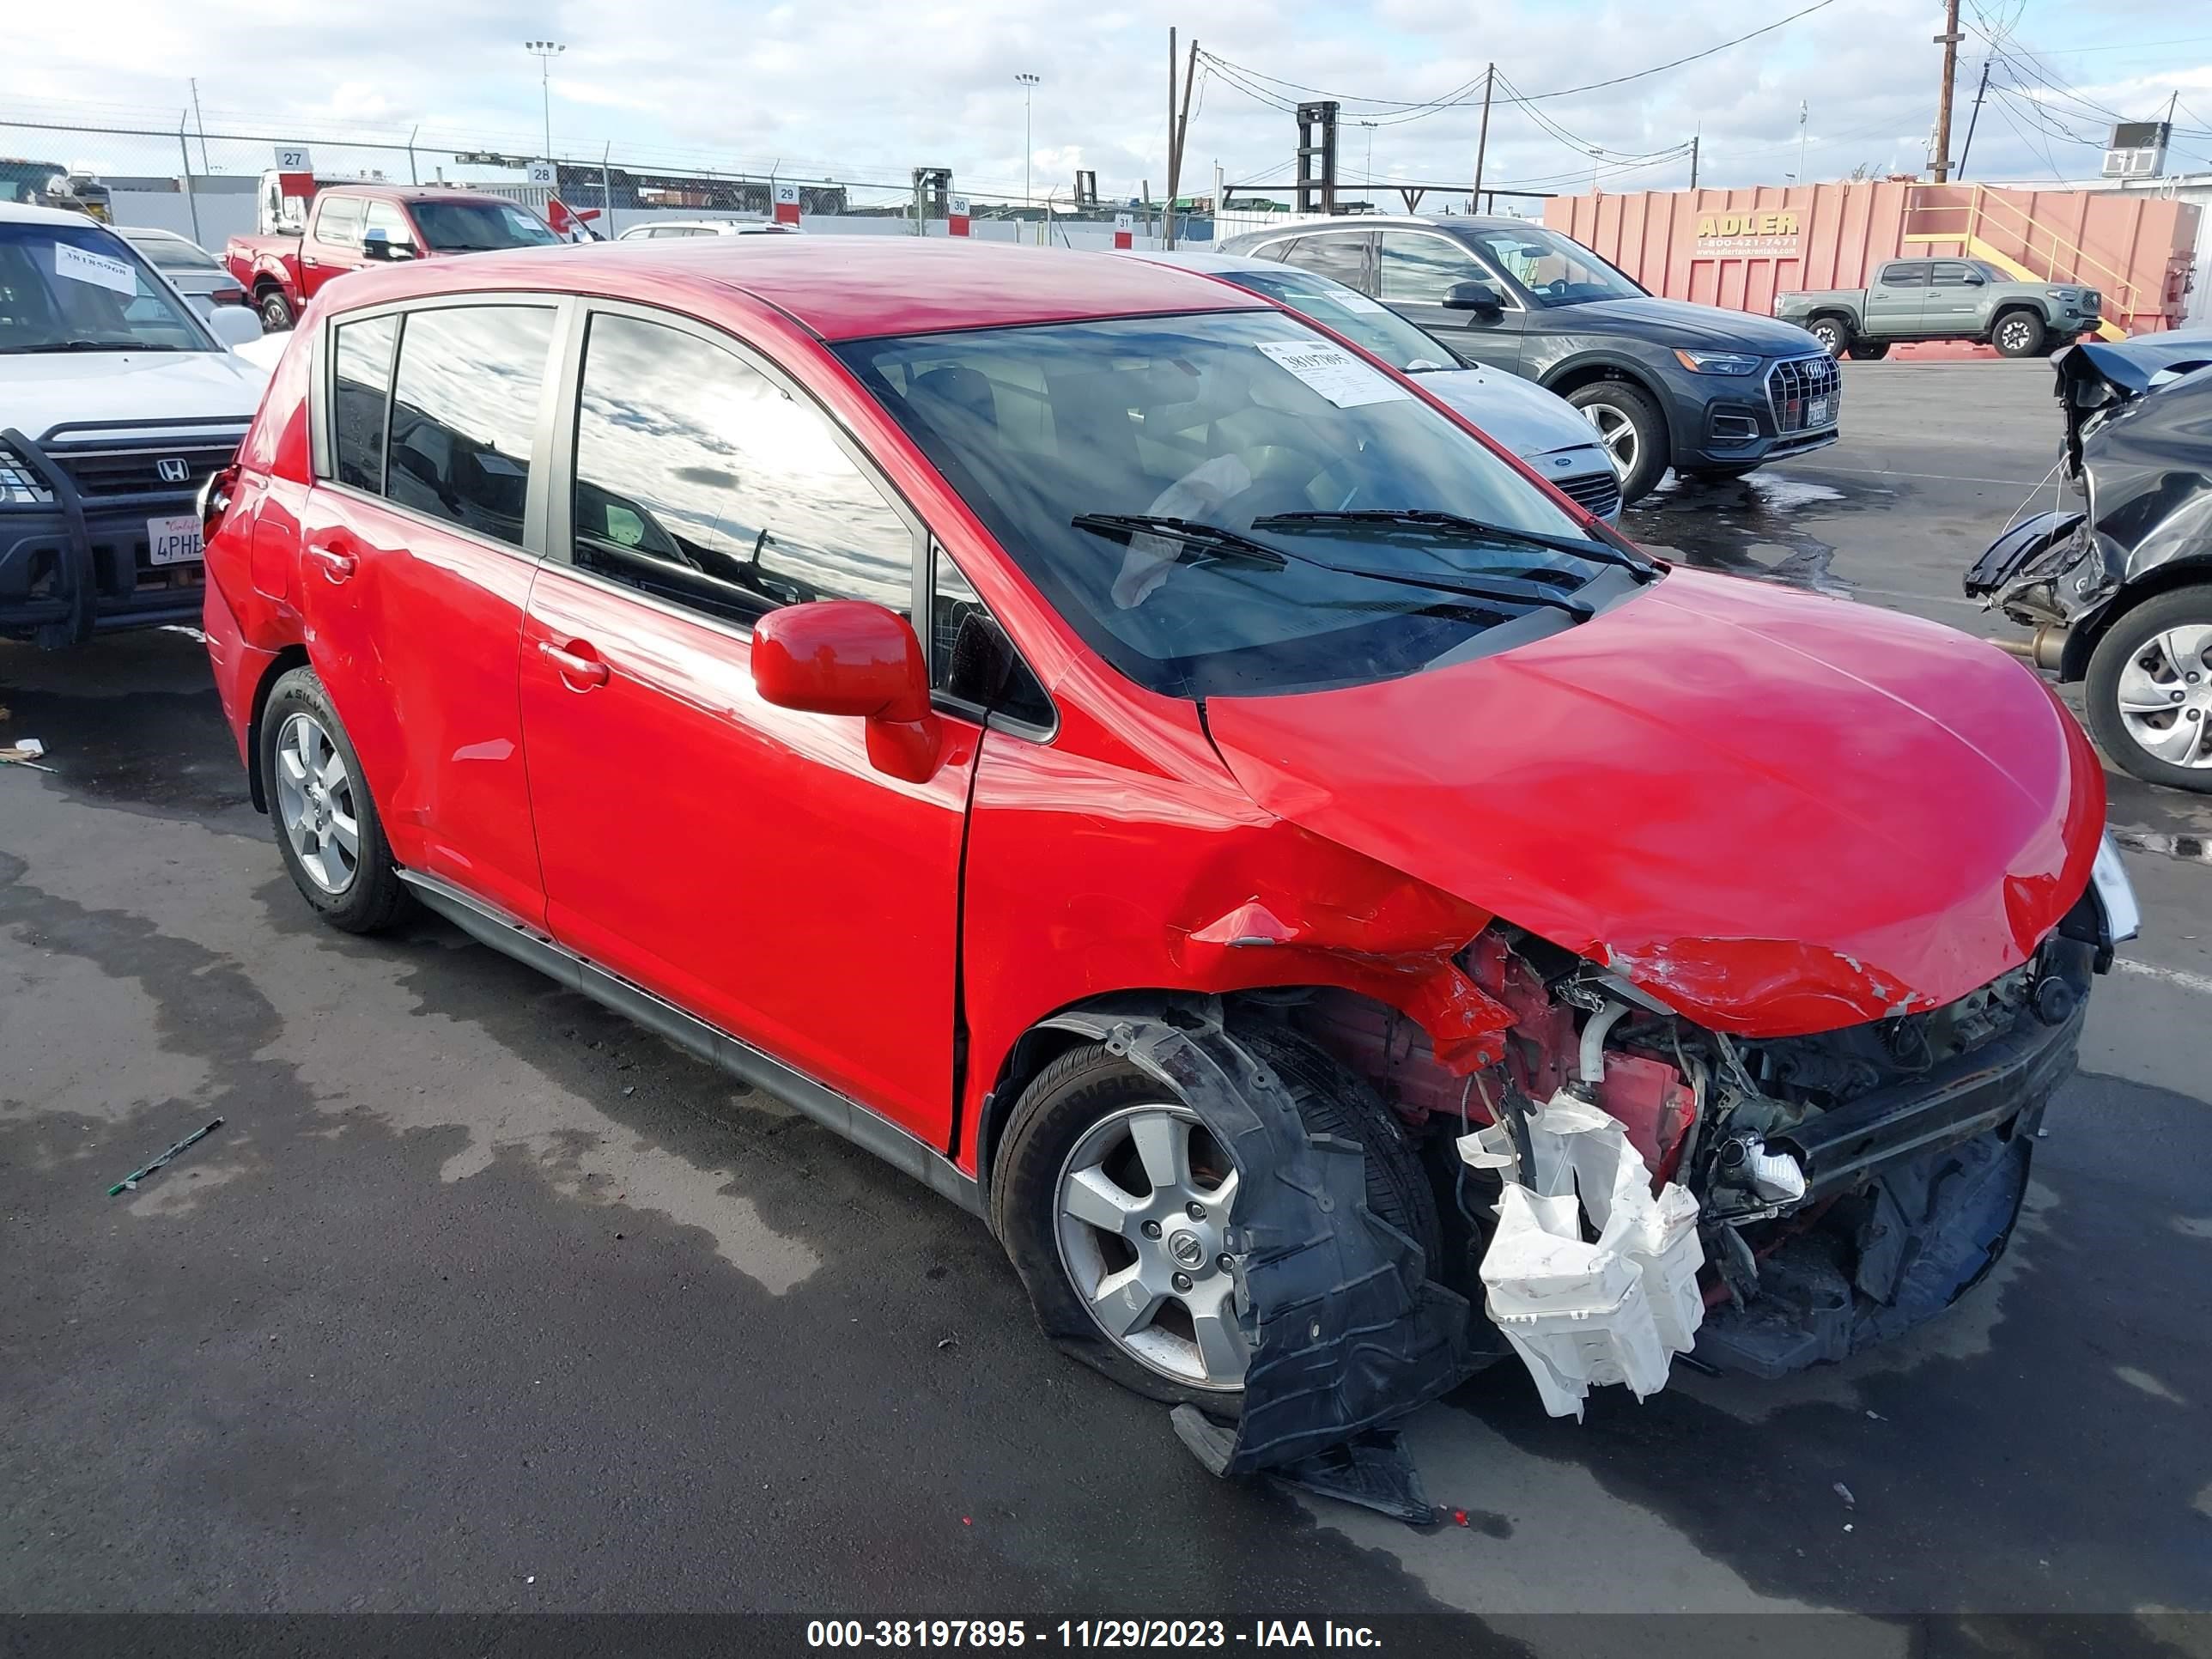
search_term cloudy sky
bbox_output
[7,0,2211,207]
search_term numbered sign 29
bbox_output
[272,145,313,172]
[773,182,801,226]
[947,194,971,237]
[526,161,557,187]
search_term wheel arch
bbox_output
[1540,358,1680,459]
[1804,306,1858,331]
[243,643,312,813]
[1988,301,2045,339]
[2061,559,2212,682]
[970,985,1419,1215]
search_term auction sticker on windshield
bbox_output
[147,514,202,566]
[1255,339,1411,409]
[54,242,137,296]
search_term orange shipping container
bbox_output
[1545,181,2199,337]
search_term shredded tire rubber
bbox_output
[1037,1000,1476,1475]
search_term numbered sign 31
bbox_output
[1114,210,1134,249]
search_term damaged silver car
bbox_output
[1967,331,2212,791]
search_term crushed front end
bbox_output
[1292,853,2136,1409]
[1966,337,2212,677]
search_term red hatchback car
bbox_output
[199,238,2136,1471]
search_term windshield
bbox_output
[0,161,66,204]
[1458,225,1644,307]
[837,311,1645,698]
[1213,265,1460,373]
[0,221,212,353]
[409,200,560,252]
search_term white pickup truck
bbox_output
[2,203,266,647]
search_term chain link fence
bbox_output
[3,106,1307,252]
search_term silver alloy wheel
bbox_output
[1579,400,1639,480]
[2114,624,2212,769]
[1996,314,2036,353]
[272,711,362,893]
[1054,1103,1247,1390]
[1810,318,1846,356]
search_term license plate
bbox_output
[148,514,202,566]
[1807,396,1832,428]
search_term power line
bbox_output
[1198,0,1839,118]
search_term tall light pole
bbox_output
[1015,72,1041,216]
[525,40,565,159]
[1797,99,1809,186]
[1358,118,1376,187]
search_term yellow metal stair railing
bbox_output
[1900,185,2135,340]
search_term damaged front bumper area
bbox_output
[1688,951,2086,1378]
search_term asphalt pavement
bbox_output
[3,358,2209,1647]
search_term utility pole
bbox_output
[1165,29,1177,248]
[1931,0,1961,181]
[1688,131,1699,190]
[1470,64,1494,204]
[1166,33,1197,248]
[1957,60,1991,179]
[1796,99,1808,184]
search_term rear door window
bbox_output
[384,305,557,548]
[567,311,916,627]
[331,314,398,491]
[1281,232,1373,292]
[1878,262,1929,287]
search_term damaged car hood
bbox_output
[1203,568,2104,1036]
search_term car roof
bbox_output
[623,219,789,234]
[0,201,115,228]
[322,185,512,205]
[1121,249,1282,276]
[1229,213,1544,239]
[325,235,1271,341]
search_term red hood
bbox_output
[1203,568,2105,1036]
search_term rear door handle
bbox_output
[307,538,356,582]
[539,639,611,690]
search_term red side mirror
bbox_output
[750,600,940,781]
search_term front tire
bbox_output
[991,1024,1440,1413]
[1565,380,1669,505]
[258,667,410,932]
[1992,310,2046,358]
[2082,587,2212,792]
[1807,316,1850,356]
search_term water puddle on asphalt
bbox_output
[1624,470,1882,599]
[2113,829,2212,865]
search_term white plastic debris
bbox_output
[1745,1139,1808,1204]
[1468,1086,1706,1420]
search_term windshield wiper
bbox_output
[1072,511,1592,619]
[8,339,185,355]
[1070,512,1288,567]
[1251,508,1657,579]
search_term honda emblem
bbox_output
[156,458,191,484]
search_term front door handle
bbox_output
[307,539,356,582]
[539,639,611,690]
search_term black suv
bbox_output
[1218,215,1839,503]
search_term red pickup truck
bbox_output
[223,183,559,331]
